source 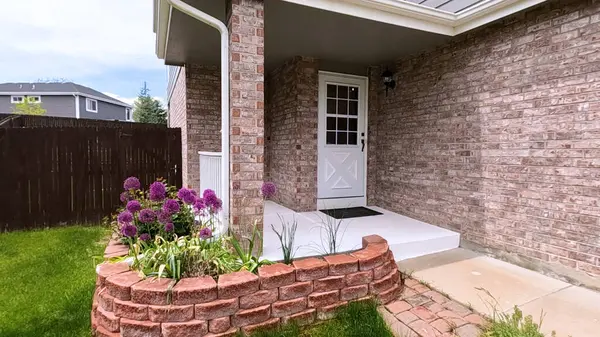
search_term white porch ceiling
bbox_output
[155,0,549,69]
[164,0,450,71]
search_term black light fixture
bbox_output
[381,68,396,96]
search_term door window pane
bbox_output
[348,132,358,145]
[337,132,347,145]
[327,84,337,98]
[327,117,336,130]
[327,99,337,114]
[337,86,348,99]
[326,132,336,144]
[349,86,359,99]
[337,100,347,115]
[349,101,358,116]
[337,118,347,131]
[348,118,358,132]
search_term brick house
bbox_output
[154,0,600,285]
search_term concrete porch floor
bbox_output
[262,201,460,262]
[398,249,600,337]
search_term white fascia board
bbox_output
[156,0,170,58]
[454,0,547,34]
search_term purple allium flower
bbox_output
[139,233,151,242]
[117,211,133,224]
[261,182,277,199]
[156,210,171,224]
[139,208,156,223]
[121,224,137,238]
[120,191,131,203]
[190,189,198,197]
[204,192,222,213]
[164,222,174,232]
[193,198,206,212]
[199,227,213,240]
[149,181,166,201]
[162,199,180,215]
[123,177,141,191]
[209,198,222,213]
[126,200,142,213]
[177,188,196,205]
[203,189,216,199]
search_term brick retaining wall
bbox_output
[91,235,401,336]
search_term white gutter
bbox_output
[162,0,231,232]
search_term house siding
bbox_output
[265,57,319,212]
[371,0,600,276]
[0,95,75,118]
[79,96,127,121]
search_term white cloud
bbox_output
[0,0,163,81]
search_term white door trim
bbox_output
[317,71,369,210]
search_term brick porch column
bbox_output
[228,0,265,239]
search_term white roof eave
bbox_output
[153,0,547,59]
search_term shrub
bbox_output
[130,235,239,280]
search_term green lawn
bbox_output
[0,226,109,337]
[247,300,394,337]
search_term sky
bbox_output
[0,0,166,105]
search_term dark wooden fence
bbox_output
[0,116,182,231]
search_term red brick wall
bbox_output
[168,67,188,187]
[167,65,221,192]
[228,0,265,236]
[373,0,600,276]
[265,57,319,212]
[92,235,400,337]
[186,65,222,193]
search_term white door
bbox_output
[317,72,367,203]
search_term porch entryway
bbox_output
[262,201,460,261]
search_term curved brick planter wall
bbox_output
[92,235,402,337]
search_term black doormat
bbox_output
[320,206,382,219]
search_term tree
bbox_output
[12,97,46,116]
[133,82,166,124]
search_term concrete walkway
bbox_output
[398,248,600,337]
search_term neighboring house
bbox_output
[0,82,132,121]
[154,0,600,282]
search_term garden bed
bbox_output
[92,234,402,337]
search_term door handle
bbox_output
[361,133,365,152]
